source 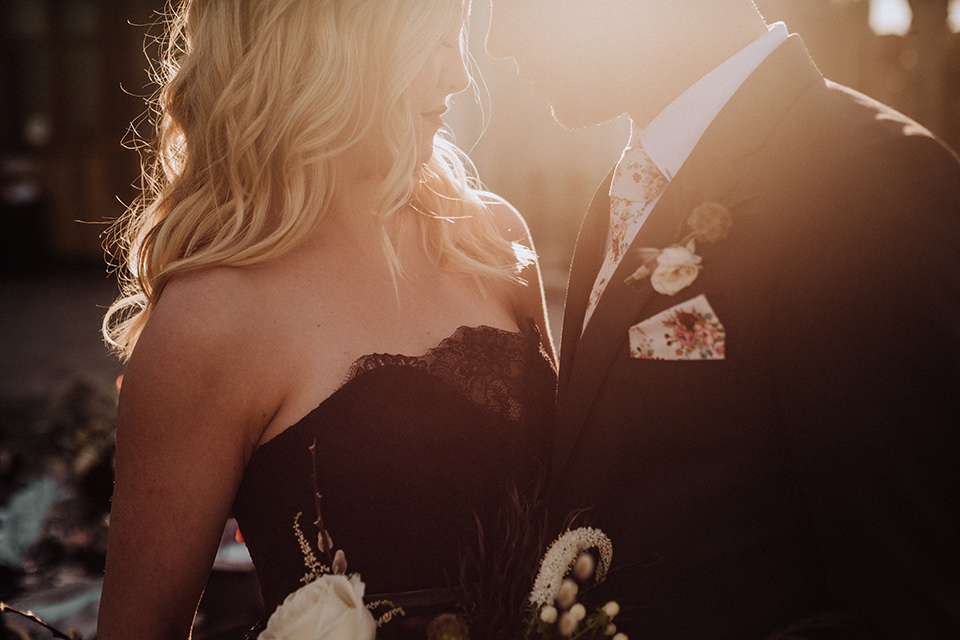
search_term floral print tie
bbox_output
[582,144,669,332]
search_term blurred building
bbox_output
[0,0,158,270]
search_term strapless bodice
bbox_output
[231,321,556,628]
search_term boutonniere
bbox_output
[624,202,733,296]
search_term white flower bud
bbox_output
[318,530,333,554]
[557,611,579,637]
[556,578,578,609]
[602,601,620,619]
[539,605,558,624]
[332,549,347,574]
[572,552,595,581]
[612,633,628,640]
[569,603,586,622]
[605,623,617,636]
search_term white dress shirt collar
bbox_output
[636,22,789,181]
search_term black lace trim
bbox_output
[345,325,528,422]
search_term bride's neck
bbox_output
[324,176,419,260]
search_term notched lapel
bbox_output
[552,164,739,487]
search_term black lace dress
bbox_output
[231,320,556,635]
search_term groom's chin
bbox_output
[547,100,622,131]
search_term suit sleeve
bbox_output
[772,133,960,636]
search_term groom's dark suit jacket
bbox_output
[551,35,960,639]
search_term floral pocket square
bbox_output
[628,294,726,360]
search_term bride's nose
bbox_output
[440,43,470,96]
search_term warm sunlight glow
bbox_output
[871,0,960,34]
[871,0,912,35]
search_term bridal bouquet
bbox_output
[259,525,626,640]
[258,444,626,639]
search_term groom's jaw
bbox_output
[484,0,670,129]
[485,0,772,130]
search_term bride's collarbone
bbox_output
[270,293,511,402]
[254,291,522,449]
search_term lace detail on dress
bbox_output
[345,325,526,422]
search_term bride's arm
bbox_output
[97,273,278,639]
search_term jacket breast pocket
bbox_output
[628,294,725,361]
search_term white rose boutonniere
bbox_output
[259,574,376,640]
[650,243,702,296]
[625,202,733,296]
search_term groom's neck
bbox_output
[624,5,769,128]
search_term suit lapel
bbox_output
[551,36,824,487]
[552,161,739,487]
[558,170,613,398]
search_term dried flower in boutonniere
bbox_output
[625,201,733,296]
[523,527,627,639]
[686,201,734,243]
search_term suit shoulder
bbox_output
[776,79,960,204]
[827,125,960,211]
[816,80,958,162]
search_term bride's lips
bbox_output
[422,106,448,127]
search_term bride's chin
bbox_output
[418,146,436,166]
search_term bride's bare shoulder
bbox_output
[477,191,556,360]
[147,266,268,345]
[478,191,531,246]
[129,266,288,407]
[116,264,298,456]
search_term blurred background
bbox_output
[1,0,958,637]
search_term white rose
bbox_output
[259,574,376,640]
[650,244,702,296]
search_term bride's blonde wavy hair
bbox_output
[104,0,526,360]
